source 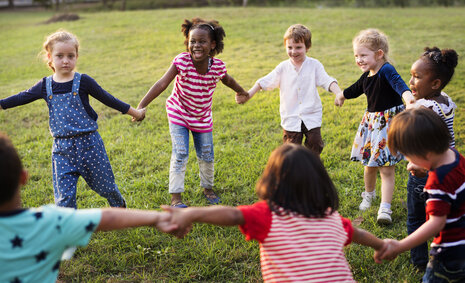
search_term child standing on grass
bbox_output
[0,30,145,208]
[404,47,458,270]
[239,24,343,157]
[136,18,248,208]
[378,108,465,282]
[0,132,178,283]
[335,29,415,224]
[165,144,387,282]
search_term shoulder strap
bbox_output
[45,75,53,97]
[72,72,81,95]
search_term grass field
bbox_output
[1,6,464,282]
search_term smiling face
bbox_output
[409,59,441,100]
[353,44,384,75]
[286,38,308,66]
[48,40,77,77]
[188,28,215,63]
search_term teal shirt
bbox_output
[0,205,101,283]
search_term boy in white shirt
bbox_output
[237,24,343,156]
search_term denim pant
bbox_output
[407,173,429,267]
[423,248,465,283]
[169,123,214,194]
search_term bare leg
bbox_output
[171,193,182,205]
[379,166,396,204]
[364,166,378,193]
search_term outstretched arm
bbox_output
[162,205,245,238]
[329,81,345,107]
[137,64,178,110]
[221,74,248,97]
[351,227,387,263]
[127,106,146,122]
[96,208,178,234]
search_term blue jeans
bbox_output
[407,173,429,267]
[168,123,214,194]
[423,248,465,283]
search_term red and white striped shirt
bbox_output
[166,52,227,133]
[238,201,355,283]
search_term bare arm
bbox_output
[127,106,146,122]
[352,227,385,251]
[221,74,247,96]
[162,205,244,237]
[377,215,446,261]
[137,64,178,109]
[96,208,177,233]
[330,81,346,107]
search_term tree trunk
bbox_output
[121,0,126,10]
[55,0,59,11]
[243,0,248,6]
[8,0,14,8]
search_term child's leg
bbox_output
[192,131,219,204]
[303,126,324,156]
[283,129,303,145]
[359,166,378,211]
[168,123,190,205]
[377,165,396,224]
[406,173,429,268]
[52,146,80,208]
[79,132,126,207]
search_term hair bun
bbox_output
[442,49,458,69]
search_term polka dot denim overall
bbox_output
[46,72,126,208]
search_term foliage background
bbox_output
[0,6,464,282]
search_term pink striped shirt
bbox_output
[166,52,227,133]
[238,201,355,283]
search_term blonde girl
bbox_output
[0,30,145,208]
[335,29,414,224]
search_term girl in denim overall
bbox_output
[0,30,146,208]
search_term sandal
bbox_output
[203,190,221,205]
[170,201,188,208]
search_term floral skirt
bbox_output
[350,105,405,167]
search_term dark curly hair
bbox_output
[181,18,225,56]
[420,47,459,90]
[256,144,339,218]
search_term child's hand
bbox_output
[132,108,146,122]
[334,92,345,107]
[407,162,428,178]
[376,239,400,261]
[235,92,249,104]
[154,211,179,233]
[161,205,193,238]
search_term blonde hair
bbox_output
[283,24,312,49]
[42,29,79,72]
[353,28,390,63]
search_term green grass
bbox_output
[1,7,464,282]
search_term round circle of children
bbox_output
[0,17,462,283]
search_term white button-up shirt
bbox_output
[257,56,336,132]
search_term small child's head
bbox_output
[181,18,225,58]
[42,29,79,72]
[409,47,458,100]
[0,133,24,206]
[352,29,390,68]
[388,108,450,160]
[283,24,312,50]
[256,144,339,218]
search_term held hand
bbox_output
[154,211,179,233]
[235,92,249,104]
[407,162,428,178]
[373,239,390,264]
[378,239,401,261]
[334,92,345,107]
[161,205,193,238]
[132,108,146,122]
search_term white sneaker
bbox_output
[359,192,375,211]
[377,208,392,224]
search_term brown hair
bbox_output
[256,144,339,218]
[0,133,23,205]
[181,18,225,56]
[42,29,79,72]
[353,28,390,63]
[388,108,450,158]
[283,24,311,49]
